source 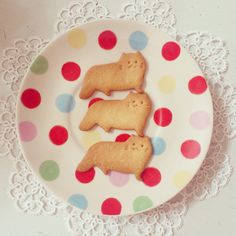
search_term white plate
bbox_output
[17,20,213,216]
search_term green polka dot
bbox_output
[30,55,48,74]
[39,160,59,181]
[133,196,153,212]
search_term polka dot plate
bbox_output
[17,20,213,216]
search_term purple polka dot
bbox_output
[19,121,37,142]
[189,111,210,130]
[109,171,129,187]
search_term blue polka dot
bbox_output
[56,94,75,113]
[129,31,148,50]
[68,194,88,209]
[152,137,166,155]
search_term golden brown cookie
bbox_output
[79,92,152,136]
[79,52,147,99]
[77,135,153,180]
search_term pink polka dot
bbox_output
[21,88,41,109]
[101,198,121,215]
[141,167,161,187]
[61,62,81,81]
[19,121,37,142]
[75,168,95,184]
[154,108,172,127]
[188,76,207,94]
[109,171,129,187]
[181,140,201,159]
[115,133,131,142]
[190,111,210,130]
[162,41,181,61]
[88,98,104,107]
[49,125,68,145]
[98,30,117,50]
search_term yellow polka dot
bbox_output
[81,130,101,150]
[158,76,176,93]
[173,170,192,188]
[67,28,86,49]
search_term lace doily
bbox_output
[0,0,234,235]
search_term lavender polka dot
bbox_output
[189,111,210,130]
[109,171,129,187]
[19,121,37,142]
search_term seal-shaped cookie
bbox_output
[79,92,152,136]
[79,52,147,99]
[77,135,152,180]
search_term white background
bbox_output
[0,0,236,235]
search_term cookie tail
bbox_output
[77,155,94,172]
[79,114,95,131]
[79,81,95,99]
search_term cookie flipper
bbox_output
[79,81,96,99]
[79,115,96,131]
[77,155,94,172]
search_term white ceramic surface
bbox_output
[16,20,213,216]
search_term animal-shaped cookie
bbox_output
[79,52,147,99]
[77,135,152,180]
[79,92,152,136]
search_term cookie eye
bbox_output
[132,143,135,146]
[135,60,138,63]
[140,101,144,104]
[128,61,131,64]
[132,100,135,103]
[141,144,144,148]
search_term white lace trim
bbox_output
[55,0,111,33]
[178,32,228,83]
[0,0,233,235]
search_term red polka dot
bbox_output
[154,108,172,127]
[115,133,131,142]
[88,98,104,107]
[61,62,81,81]
[101,198,122,215]
[21,88,41,109]
[75,168,95,184]
[188,76,207,94]
[98,30,117,50]
[181,140,201,159]
[49,125,68,145]
[162,41,181,61]
[141,167,161,187]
